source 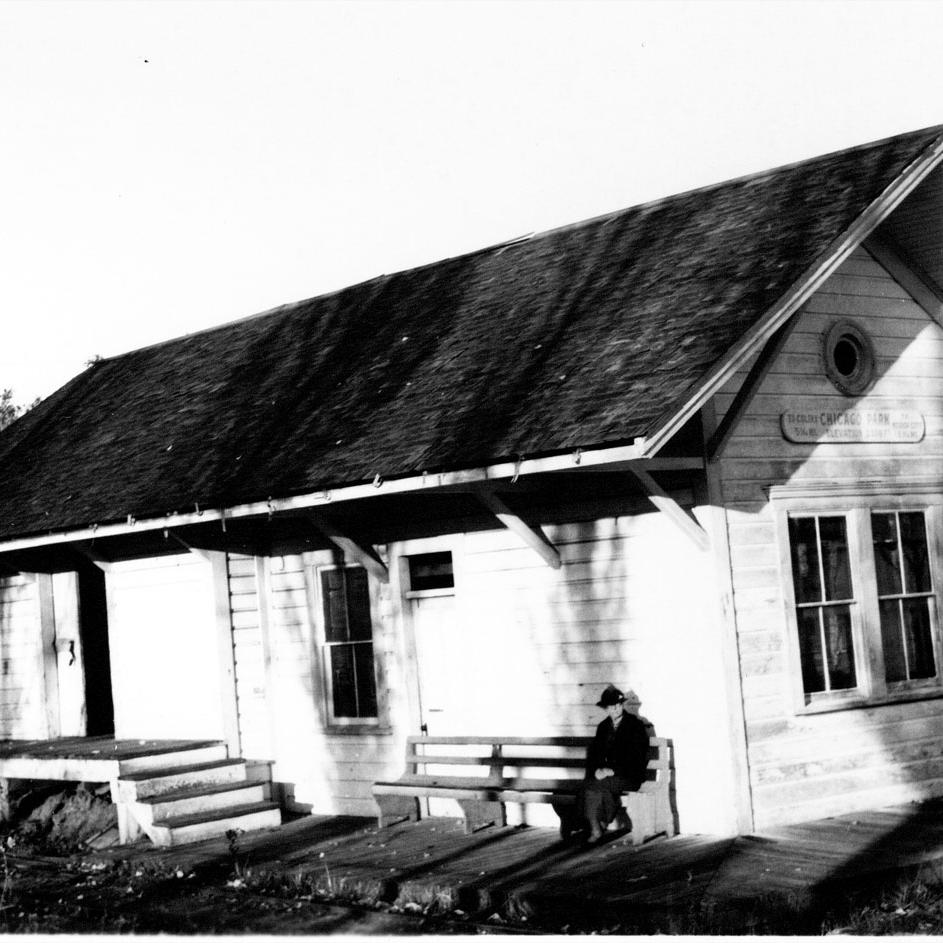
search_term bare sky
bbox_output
[2,0,943,404]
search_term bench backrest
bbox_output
[403,734,671,790]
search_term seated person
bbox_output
[577,685,650,842]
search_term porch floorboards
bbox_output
[88,797,943,925]
[0,737,224,781]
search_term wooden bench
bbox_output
[372,734,675,845]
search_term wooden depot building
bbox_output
[2,124,943,842]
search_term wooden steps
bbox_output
[147,801,282,847]
[113,742,282,848]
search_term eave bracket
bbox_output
[625,463,710,551]
[475,487,562,569]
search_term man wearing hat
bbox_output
[577,685,650,843]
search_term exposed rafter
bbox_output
[625,463,710,551]
[166,531,214,564]
[303,512,389,584]
[864,234,943,328]
[74,543,113,573]
[474,487,561,569]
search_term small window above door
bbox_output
[405,551,454,596]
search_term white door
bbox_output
[106,555,225,740]
[412,593,470,817]
[412,594,468,736]
[52,572,86,736]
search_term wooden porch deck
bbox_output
[0,737,225,781]
[93,797,943,929]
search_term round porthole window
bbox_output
[823,321,874,395]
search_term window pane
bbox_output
[903,597,936,680]
[872,512,902,596]
[880,598,907,683]
[900,512,932,594]
[819,517,852,601]
[344,567,373,641]
[823,605,856,689]
[789,518,822,604]
[354,642,378,717]
[797,608,826,694]
[321,569,349,642]
[329,645,358,717]
[408,552,454,591]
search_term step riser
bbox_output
[132,784,267,826]
[150,808,282,848]
[117,745,229,775]
[117,764,246,802]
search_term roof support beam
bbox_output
[74,544,112,573]
[166,531,214,565]
[864,234,943,328]
[0,559,20,577]
[625,463,710,552]
[474,487,561,569]
[706,317,799,460]
[303,512,389,584]
[574,456,705,473]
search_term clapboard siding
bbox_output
[226,553,272,760]
[0,575,44,739]
[255,507,736,833]
[452,511,734,833]
[260,551,405,816]
[716,247,943,828]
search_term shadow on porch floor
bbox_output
[86,798,943,927]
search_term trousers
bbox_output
[576,775,630,828]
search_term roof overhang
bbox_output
[0,443,704,555]
[640,128,943,458]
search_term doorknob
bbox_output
[420,723,428,734]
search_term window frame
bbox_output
[314,562,382,728]
[775,491,943,714]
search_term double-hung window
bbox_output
[872,511,936,683]
[781,499,942,711]
[788,515,857,695]
[319,565,379,724]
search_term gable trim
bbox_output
[639,130,943,459]
[863,234,943,328]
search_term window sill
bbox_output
[796,684,943,716]
[324,725,394,737]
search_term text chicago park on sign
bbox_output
[781,407,925,444]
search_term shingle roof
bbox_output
[1,125,941,542]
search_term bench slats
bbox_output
[406,735,595,747]
[374,733,675,845]
[377,775,583,793]
[407,754,586,769]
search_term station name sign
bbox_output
[781,407,925,444]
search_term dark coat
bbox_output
[585,711,650,790]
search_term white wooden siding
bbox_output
[0,574,44,738]
[226,553,273,760]
[257,509,736,834]
[715,247,943,828]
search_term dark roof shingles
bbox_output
[0,125,940,539]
